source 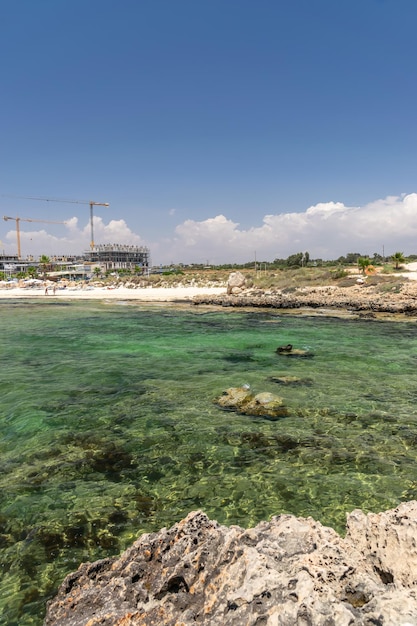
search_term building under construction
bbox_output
[87,243,151,272]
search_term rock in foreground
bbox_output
[214,386,289,419]
[44,502,417,625]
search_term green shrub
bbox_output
[331,269,349,280]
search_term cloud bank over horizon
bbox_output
[3,216,144,260]
[3,193,417,265]
[151,193,417,265]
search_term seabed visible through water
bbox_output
[1,298,417,625]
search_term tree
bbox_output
[93,267,101,278]
[286,252,303,267]
[39,255,50,278]
[357,257,371,274]
[345,252,362,264]
[392,251,406,270]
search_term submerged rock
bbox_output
[215,386,288,419]
[244,392,289,420]
[269,375,313,386]
[45,501,417,626]
[215,385,253,409]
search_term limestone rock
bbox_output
[345,500,417,588]
[269,375,313,386]
[215,386,287,419]
[244,391,289,420]
[192,280,417,315]
[44,502,417,626]
[215,385,253,409]
[227,271,247,295]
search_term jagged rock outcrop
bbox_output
[193,282,417,314]
[44,502,417,625]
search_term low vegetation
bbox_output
[3,250,415,290]
[87,265,409,292]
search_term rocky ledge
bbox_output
[44,501,417,625]
[193,281,417,315]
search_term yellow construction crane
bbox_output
[1,195,110,250]
[3,216,67,259]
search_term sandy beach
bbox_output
[2,263,417,308]
[0,284,227,301]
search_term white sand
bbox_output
[2,263,417,301]
[0,285,227,301]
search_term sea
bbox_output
[1,298,417,625]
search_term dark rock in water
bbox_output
[276,345,313,357]
[357,311,377,319]
[44,502,417,626]
[276,343,293,352]
[215,386,288,419]
[341,411,359,423]
[223,351,256,363]
[271,433,302,451]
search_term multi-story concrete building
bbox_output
[1,244,151,278]
[87,244,151,272]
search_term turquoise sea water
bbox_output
[1,299,417,625]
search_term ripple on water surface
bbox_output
[1,300,417,624]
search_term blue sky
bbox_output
[1,0,417,264]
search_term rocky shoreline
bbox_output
[193,281,417,317]
[44,501,417,625]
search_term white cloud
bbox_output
[151,193,417,264]
[305,201,352,217]
[89,217,144,245]
[3,193,417,265]
[2,216,143,258]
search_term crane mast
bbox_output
[3,216,67,259]
[88,201,109,250]
[1,195,110,251]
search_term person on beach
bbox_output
[44,283,49,295]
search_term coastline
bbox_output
[0,285,227,301]
[192,283,417,317]
[2,266,417,318]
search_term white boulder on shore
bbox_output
[227,270,247,294]
[45,501,417,625]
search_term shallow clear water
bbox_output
[1,299,417,624]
